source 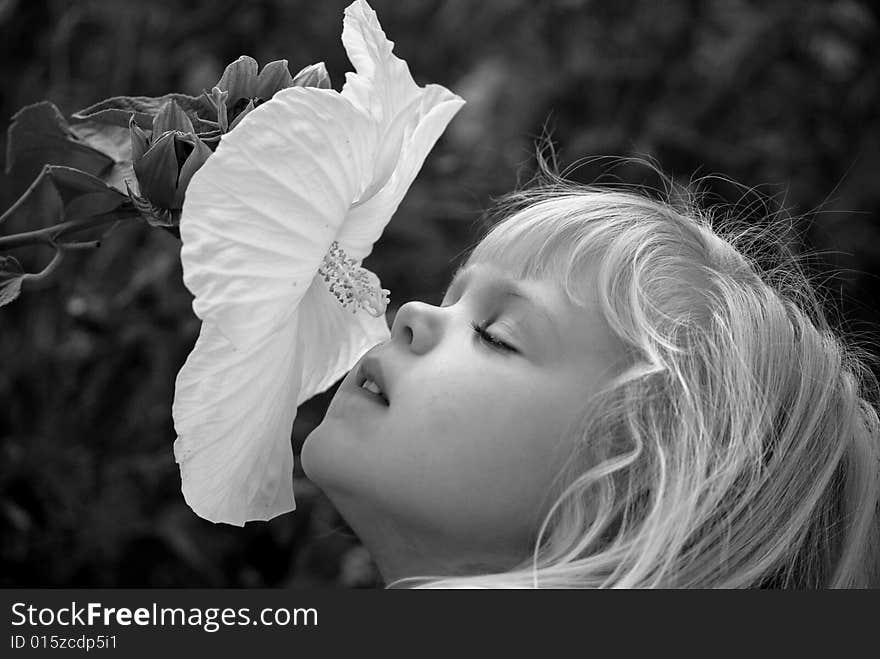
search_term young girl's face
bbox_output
[301,260,625,574]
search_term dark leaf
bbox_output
[68,120,138,194]
[41,167,129,217]
[0,165,129,232]
[5,102,114,193]
[228,99,255,131]
[133,133,179,210]
[64,191,130,223]
[1,167,63,231]
[0,256,24,308]
[199,130,222,147]
[71,93,214,132]
[216,56,259,104]
[204,87,229,133]
[125,180,179,231]
[174,136,213,207]
[152,100,195,136]
[292,62,331,89]
[128,118,149,193]
[255,59,294,99]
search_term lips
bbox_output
[357,354,390,406]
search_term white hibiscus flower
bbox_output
[172,0,465,526]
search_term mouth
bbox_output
[357,356,390,406]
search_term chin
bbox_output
[300,422,330,484]
[300,420,356,494]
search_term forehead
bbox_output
[449,258,598,307]
[449,260,590,310]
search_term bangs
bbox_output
[466,191,633,309]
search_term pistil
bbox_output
[317,240,390,317]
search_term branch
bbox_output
[0,209,143,251]
[22,246,65,284]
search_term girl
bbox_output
[300,165,880,589]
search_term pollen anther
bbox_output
[317,241,390,317]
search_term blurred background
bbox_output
[1,0,879,587]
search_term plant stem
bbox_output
[21,247,65,284]
[0,209,143,251]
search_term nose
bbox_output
[390,300,444,354]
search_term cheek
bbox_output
[304,359,586,544]
[396,359,532,453]
[449,375,584,518]
[453,395,570,514]
[380,376,494,482]
[383,375,574,534]
[301,367,490,503]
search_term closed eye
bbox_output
[471,321,517,353]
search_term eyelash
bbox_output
[470,320,516,353]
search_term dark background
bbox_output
[1,0,878,587]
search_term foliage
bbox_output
[1,0,878,587]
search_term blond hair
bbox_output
[390,162,880,588]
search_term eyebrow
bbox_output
[443,263,473,298]
[445,264,561,346]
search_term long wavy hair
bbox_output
[390,160,880,588]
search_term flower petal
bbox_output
[173,1,463,526]
[340,0,420,122]
[172,321,302,526]
[173,275,389,526]
[333,0,466,260]
[295,276,391,405]
[179,88,376,351]
[338,85,464,261]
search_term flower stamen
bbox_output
[318,241,390,317]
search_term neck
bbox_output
[327,492,524,587]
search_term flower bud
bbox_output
[129,101,212,218]
[212,57,332,132]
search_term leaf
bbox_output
[202,86,228,132]
[0,256,24,308]
[198,130,222,147]
[227,99,255,131]
[71,93,215,132]
[68,120,139,194]
[175,136,212,206]
[292,62,332,89]
[41,166,129,219]
[5,102,115,194]
[0,165,129,233]
[216,56,259,104]
[133,132,179,210]
[152,99,195,136]
[64,190,129,222]
[255,60,294,99]
[125,180,179,232]
[127,117,150,194]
